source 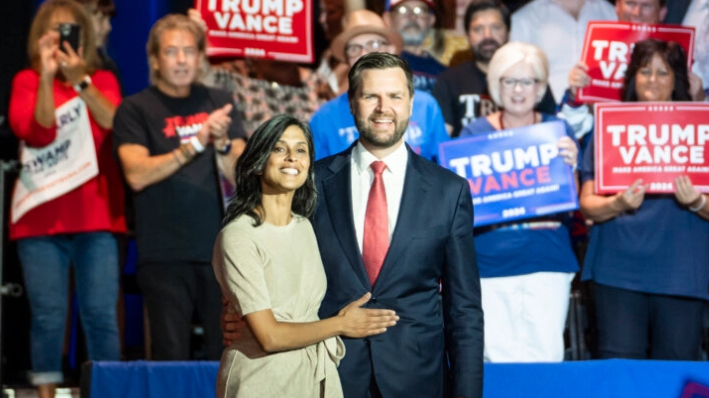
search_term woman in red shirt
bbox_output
[8,1,125,397]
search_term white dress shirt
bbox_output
[510,0,617,101]
[351,141,409,254]
[683,0,709,89]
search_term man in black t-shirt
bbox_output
[113,14,246,360]
[431,0,556,137]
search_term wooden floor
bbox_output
[2,388,79,398]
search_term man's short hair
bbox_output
[145,14,205,85]
[464,0,511,34]
[347,52,414,102]
[486,41,548,106]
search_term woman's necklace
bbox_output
[499,109,538,130]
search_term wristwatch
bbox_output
[217,140,232,155]
[73,75,92,93]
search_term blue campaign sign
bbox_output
[439,121,579,226]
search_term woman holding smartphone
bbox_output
[8,1,125,397]
[212,115,398,398]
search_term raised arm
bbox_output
[34,33,60,130]
[57,42,117,129]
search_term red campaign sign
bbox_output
[578,21,694,103]
[594,102,709,194]
[194,0,313,63]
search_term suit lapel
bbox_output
[321,150,371,288]
[375,148,431,288]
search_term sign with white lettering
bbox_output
[578,22,694,103]
[594,102,709,194]
[11,97,99,223]
[195,0,313,62]
[439,121,578,226]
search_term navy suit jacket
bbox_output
[313,143,484,398]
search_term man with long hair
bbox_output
[112,14,246,360]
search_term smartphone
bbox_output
[58,23,80,53]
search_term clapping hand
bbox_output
[207,104,233,143]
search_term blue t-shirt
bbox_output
[309,90,449,161]
[399,51,446,94]
[460,113,580,278]
[580,136,709,300]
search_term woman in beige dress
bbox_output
[212,115,399,398]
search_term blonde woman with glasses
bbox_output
[459,41,579,363]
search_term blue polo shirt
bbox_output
[309,90,449,161]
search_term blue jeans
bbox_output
[17,232,120,385]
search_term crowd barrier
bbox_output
[82,359,709,398]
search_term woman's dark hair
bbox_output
[223,115,317,227]
[621,38,691,102]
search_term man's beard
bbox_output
[400,21,429,47]
[355,114,410,149]
[472,38,502,63]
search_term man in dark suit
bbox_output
[312,52,483,398]
[221,52,483,397]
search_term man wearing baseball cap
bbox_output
[309,9,449,161]
[384,0,446,92]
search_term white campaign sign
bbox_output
[11,97,99,223]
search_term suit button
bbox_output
[370,297,377,304]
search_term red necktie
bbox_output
[362,161,389,286]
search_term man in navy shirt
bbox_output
[384,0,446,93]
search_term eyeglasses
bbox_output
[345,39,391,58]
[394,5,431,17]
[500,77,539,89]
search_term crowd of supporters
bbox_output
[4,0,709,395]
